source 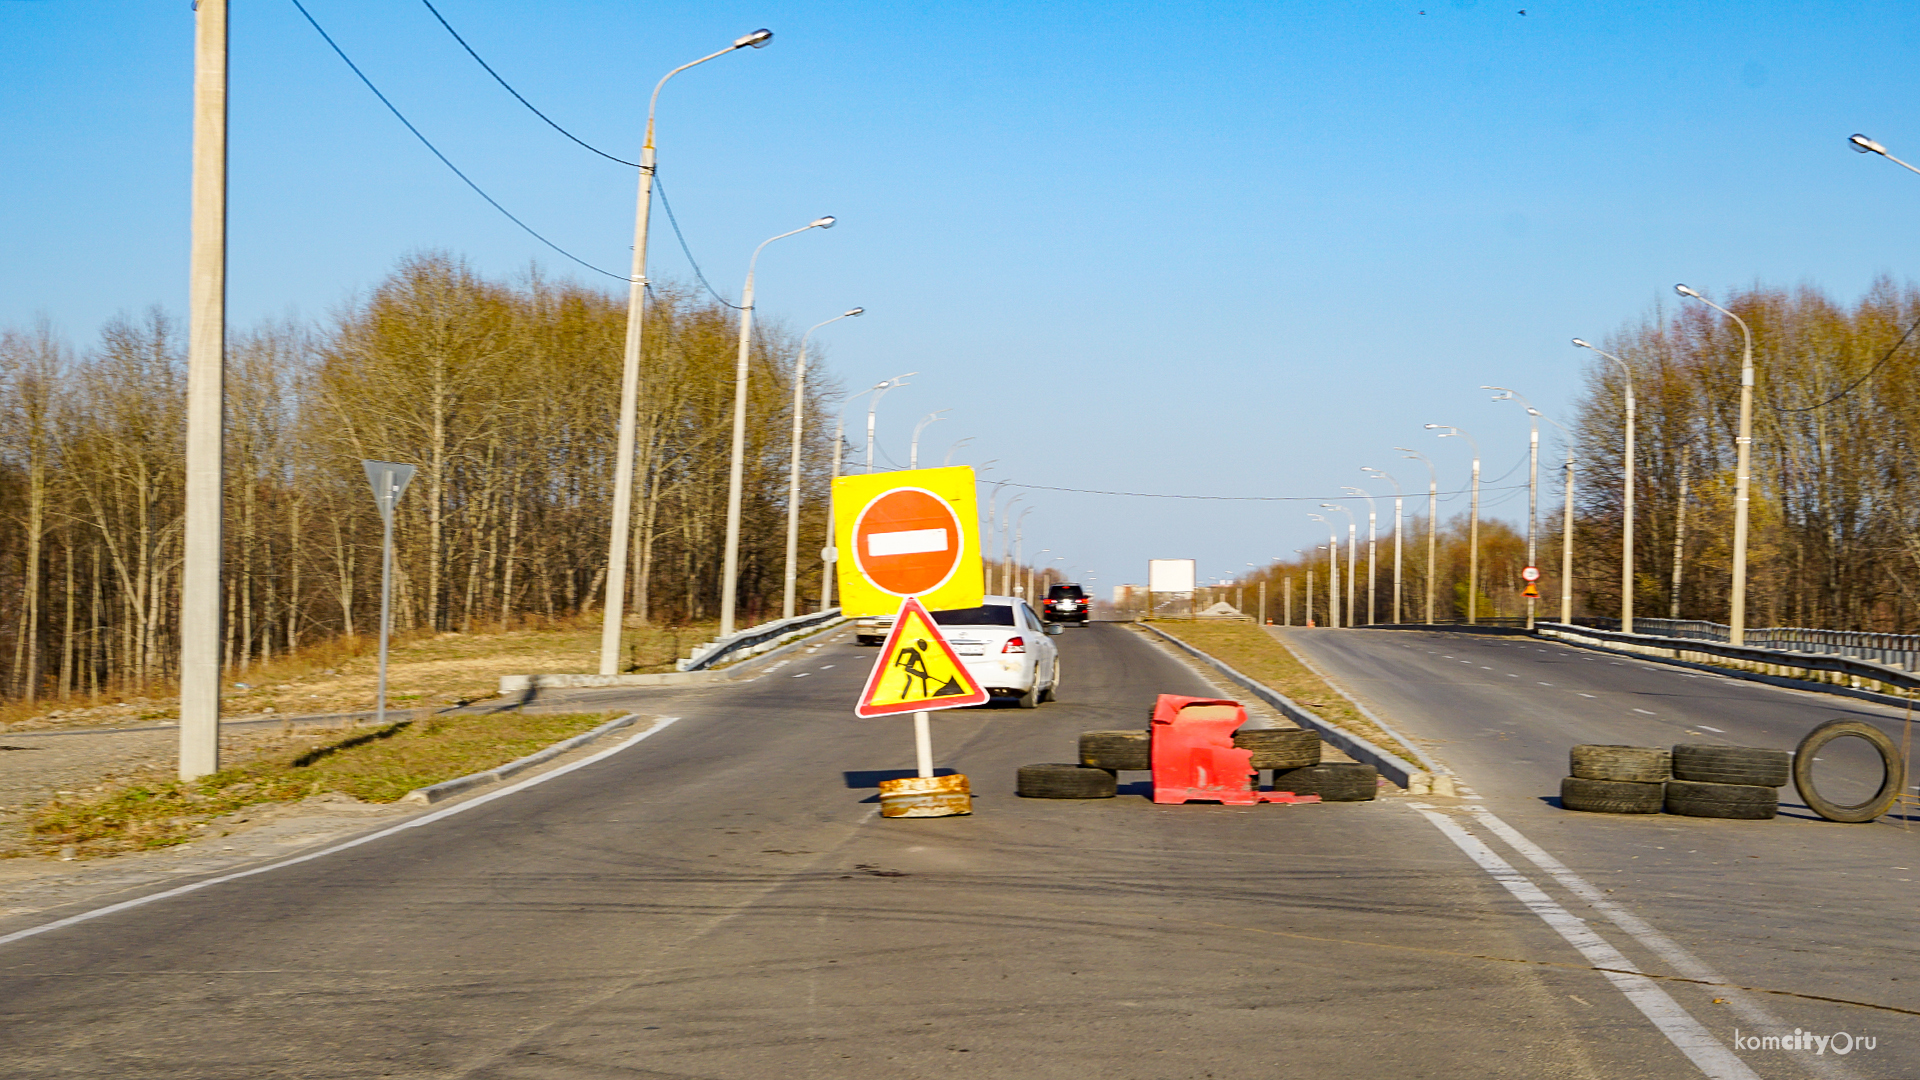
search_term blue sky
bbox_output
[7,1,1919,595]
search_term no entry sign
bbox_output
[832,466,982,617]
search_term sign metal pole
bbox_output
[364,461,415,727]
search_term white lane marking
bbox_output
[819,665,835,670]
[1538,681,1554,686]
[1697,725,1724,733]
[1505,673,1518,678]
[866,528,948,557]
[1412,809,1761,1080]
[1466,807,1859,1080]
[0,716,684,949]
[1578,693,1596,698]
[1633,708,1656,715]
[792,672,811,678]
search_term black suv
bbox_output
[1043,583,1090,625]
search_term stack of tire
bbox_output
[1015,727,1377,800]
[1561,743,1787,819]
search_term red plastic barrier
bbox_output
[1149,694,1321,805]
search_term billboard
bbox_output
[1147,558,1196,593]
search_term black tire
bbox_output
[1672,744,1790,787]
[1015,682,1039,709]
[1793,719,1905,824]
[1039,660,1060,703]
[1664,779,1778,820]
[1079,730,1150,771]
[1560,775,1664,814]
[1017,763,1117,799]
[1233,728,1322,769]
[1271,763,1377,802]
[1570,744,1669,783]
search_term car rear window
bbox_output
[1047,585,1085,600]
[929,605,1016,626]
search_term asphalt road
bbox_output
[1284,626,1920,1078]
[0,623,1900,1078]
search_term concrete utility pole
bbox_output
[1363,467,1404,624]
[1396,448,1439,624]
[1321,504,1357,627]
[601,29,771,675]
[1574,339,1638,634]
[719,217,835,637]
[179,0,227,781]
[781,308,862,620]
[1310,515,1340,628]
[1675,284,1755,644]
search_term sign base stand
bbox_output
[878,773,971,817]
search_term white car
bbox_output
[926,595,1062,708]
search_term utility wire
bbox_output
[417,0,639,167]
[1774,308,1920,412]
[413,0,740,308]
[288,0,631,282]
[989,480,1530,502]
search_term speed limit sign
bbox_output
[1521,566,1541,582]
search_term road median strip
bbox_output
[1136,621,1443,791]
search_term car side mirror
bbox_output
[1045,624,1064,636]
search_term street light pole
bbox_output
[1676,284,1756,645]
[179,0,227,779]
[1362,467,1403,624]
[1309,513,1341,628]
[822,377,898,612]
[1427,426,1480,623]
[780,307,863,620]
[943,437,973,466]
[1343,486,1377,626]
[1321,504,1357,627]
[1573,338,1638,634]
[1486,387,1541,629]
[866,372,916,472]
[718,216,836,638]
[601,28,773,675]
[909,410,950,470]
[1395,447,1439,624]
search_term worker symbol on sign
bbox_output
[894,639,966,700]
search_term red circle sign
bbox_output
[852,487,964,597]
[1521,566,1541,582]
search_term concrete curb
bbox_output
[498,618,847,694]
[1265,627,1451,778]
[401,712,643,804]
[1136,623,1436,791]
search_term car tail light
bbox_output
[1002,637,1026,654]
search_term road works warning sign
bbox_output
[832,466,982,617]
[855,597,989,717]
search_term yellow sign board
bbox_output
[856,597,989,717]
[832,466,982,617]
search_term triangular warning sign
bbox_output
[855,596,990,717]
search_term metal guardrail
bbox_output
[1539,621,1920,694]
[1577,617,1920,672]
[677,608,843,672]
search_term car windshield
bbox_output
[929,604,1016,627]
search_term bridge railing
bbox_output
[1576,617,1920,672]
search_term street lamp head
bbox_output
[1674,283,1702,298]
[1571,338,1592,350]
[845,307,865,318]
[734,28,774,48]
[810,216,837,229]
[1852,133,1887,155]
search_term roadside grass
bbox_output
[2,617,717,733]
[1144,621,1424,765]
[22,710,624,857]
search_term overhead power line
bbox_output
[288,0,630,282]
[988,480,1532,502]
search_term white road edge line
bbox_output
[0,715,682,950]
[1411,807,1762,1080]
[1463,807,1858,1080]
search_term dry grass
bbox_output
[1,617,718,733]
[22,710,624,856]
[1146,621,1424,765]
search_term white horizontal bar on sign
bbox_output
[867,528,949,558]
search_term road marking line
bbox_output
[0,716,684,949]
[1633,708,1656,715]
[792,672,811,678]
[1464,807,1859,1080]
[1579,693,1596,698]
[1412,809,1762,1080]
[1697,725,1724,733]
[1538,681,1554,686]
